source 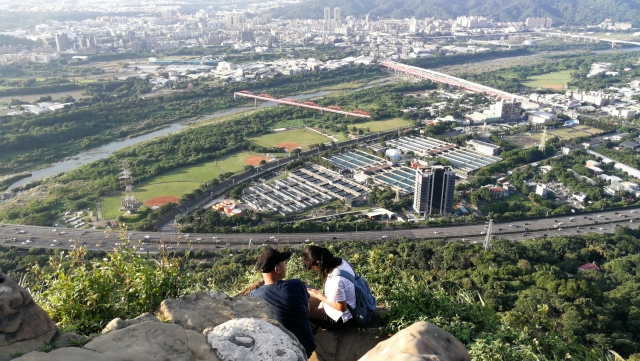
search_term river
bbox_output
[8,90,332,190]
[593,46,640,54]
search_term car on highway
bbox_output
[599,227,605,230]
[196,238,202,241]
[433,231,439,234]
[304,239,310,243]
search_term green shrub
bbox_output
[25,229,200,333]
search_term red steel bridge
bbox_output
[233,91,371,118]
[380,61,524,101]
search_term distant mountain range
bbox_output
[271,0,640,26]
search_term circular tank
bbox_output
[231,209,243,217]
[385,149,402,163]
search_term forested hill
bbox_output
[272,0,640,26]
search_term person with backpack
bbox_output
[302,245,376,330]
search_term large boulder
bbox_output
[14,322,219,361]
[157,291,276,333]
[0,271,57,361]
[311,328,387,361]
[13,292,306,361]
[204,318,306,361]
[358,322,470,361]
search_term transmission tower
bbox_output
[119,160,142,214]
[483,219,493,251]
[538,126,547,152]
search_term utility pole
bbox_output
[483,219,493,251]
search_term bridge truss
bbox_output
[380,61,523,101]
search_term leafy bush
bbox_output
[25,229,199,333]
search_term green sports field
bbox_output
[529,124,603,141]
[101,152,251,220]
[522,70,572,89]
[354,118,413,132]
[250,128,330,149]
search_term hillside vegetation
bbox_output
[273,0,640,26]
[4,229,640,360]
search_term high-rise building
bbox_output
[55,33,70,51]
[413,166,456,216]
[79,36,96,49]
[324,7,331,29]
[334,7,341,27]
[492,99,522,120]
[409,17,418,34]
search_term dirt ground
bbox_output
[276,142,302,151]
[246,155,271,166]
[144,196,180,207]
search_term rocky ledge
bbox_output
[0,271,470,361]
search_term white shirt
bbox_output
[321,259,357,322]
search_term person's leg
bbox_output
[308,307,353,330]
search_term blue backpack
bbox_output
[337,269,377,326]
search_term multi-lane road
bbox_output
[2,207,638,253]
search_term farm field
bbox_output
[0,89,86,105]
[522,70,573,89]
[354,118,413,132]
[250,128,330,150]
[101,152,253,219]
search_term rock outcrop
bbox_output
[204,318,306,361]
[358,322,470,361]
[0,271,57,361]
[157,291,276,333]
[311,328,387,361]
[101,312,161,334]
[10,288,471,361]
[13,293,306,361]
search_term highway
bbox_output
[2,208,638,253]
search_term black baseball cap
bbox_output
[256,249,292,273]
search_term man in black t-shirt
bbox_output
[250,249,316,358]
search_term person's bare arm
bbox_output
[307,288,348,312]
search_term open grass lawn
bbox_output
[273,118,309,129]
[522,70,573,89]
[502,194,535,208]
[528,125,603,142]
[354,118,413,132]
[250,129,330,149]
[101,152,251,220]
